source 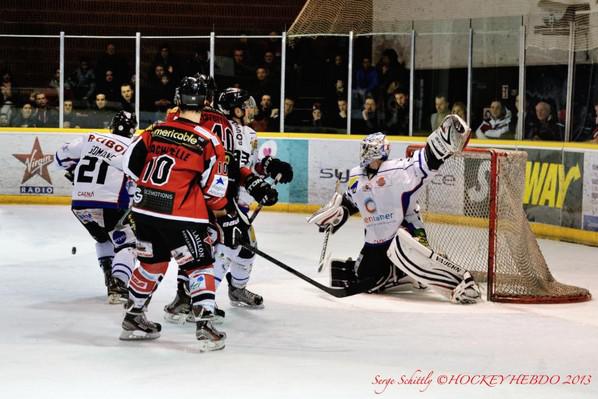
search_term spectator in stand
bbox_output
[266,31,282,59]
[354,96,381,134]
[96,70,121,105]
[261,51,280,79]
[430,95,450,131]
[2,71,14,105]
[325,54,347,105]
[251,67,277,105]
[150,73,176,120]
[251,93,277,132]
[120,83,135,113]
[310,102,324,131]
[451,101,466,122]
[11,103,37,127]
[331,98,348,130]
[526,100,562,141]
[96,43,128,85]
[283,97,301,128]
[68,58,96,107]
[0,113,9,127]
[386,91,409,134]
[33,92,58,127]
[476,100,512,139]
[376,49,402,116]
[185,47,209,76]
[63,100,82,128]
[152,44,180,82]
[0,100,15,124]
[355,57,379,108]
[86,93,114,129]
[232,48,253,88]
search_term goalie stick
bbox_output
[315,178,340,273]
[239,242,376,298]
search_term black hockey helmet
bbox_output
[216,88,254,116]
[174,74,216,111]
[110,110,137,138]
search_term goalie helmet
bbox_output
[174,74,216,111]
[360,132,390,168]
[110,110,137,138]
[217,88,256,117]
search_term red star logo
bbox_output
[13,137,54,184]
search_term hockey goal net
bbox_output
[406,145,591,303]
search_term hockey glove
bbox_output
[245,174,278,206]
[262,156,293,183]
[216,207,251,248]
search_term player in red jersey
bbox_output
[120,75,229,351]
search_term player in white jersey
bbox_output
[309,115,481,304]
[53,111,138,304]
[162,88,293,324]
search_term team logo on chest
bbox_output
[364,197,377,213]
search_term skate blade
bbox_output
[108,294,128,305]
[230,300,264,309]
[197,339,225,352]
[164,312,189,325]
[119,330,160,341]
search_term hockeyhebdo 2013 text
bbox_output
[371,370,592,394]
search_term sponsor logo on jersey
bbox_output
[87,134,126,153]
[376,176,386,187]
[363,212,394,224]
[152,128,201,146]
[363,183,372,192]
[364,197,377,213]
[112,230,127,245]
[13,137,54,187]
[77,191,94,198]
[207,175,228,198]
[135,240,154,258]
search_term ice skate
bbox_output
[107,277,128,304]
[193,306,226,352]
[120,309,161,340]
[227,273,264,309]
[163,291,191,324]
[450,271,481,304]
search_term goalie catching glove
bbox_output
[245,174,278,206]
[425,114,471,170]
[261,156,293,184]
[307,192,354,234]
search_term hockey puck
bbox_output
[71,246,77,255]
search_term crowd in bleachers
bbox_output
[1,37,597,143]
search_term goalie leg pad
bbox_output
[387,228,479,301]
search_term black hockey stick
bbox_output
[248,173,282,224]
[239,242,376,298]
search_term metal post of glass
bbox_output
[135,32,141,122]
[279,32,287,132]
[409,27,415,136]
[517,19,525,140]
[59,32,65,129]
[347,31,354,135]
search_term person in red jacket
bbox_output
[120,75,229,352]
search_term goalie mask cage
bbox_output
[406,145,591,304]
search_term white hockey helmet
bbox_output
[360,132,390,167]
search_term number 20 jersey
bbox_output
[54,132,132,209]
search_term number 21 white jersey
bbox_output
[54,132,132,209]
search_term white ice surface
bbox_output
[0,205,597,399]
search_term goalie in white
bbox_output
[308,115,481,304]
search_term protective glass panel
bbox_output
[0,37,60,128]
[471,16,520,140]
[413,19,469,136]
[351,32,411,136]
[215,35,282,132]
[64,38,135,129]
[140,38,210,128]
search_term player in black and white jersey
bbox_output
[213,88,293,309]
[54,111,138,304]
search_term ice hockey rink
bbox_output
[1,205,597,399]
